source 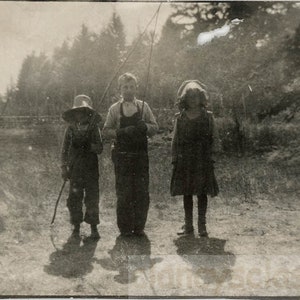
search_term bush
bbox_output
[244,120,299,153]
[215,117,300,155]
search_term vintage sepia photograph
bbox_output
[0,0,299,297]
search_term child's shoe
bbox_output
[134,229,146,236]
[177,225,194,236]
[120,231,133,237]
[71,223,80,238]
[198,223,208,237]
[90,225,100,240]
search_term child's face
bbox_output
[185,90,204,109]
[120,79,137,101]
[74,110,89,124]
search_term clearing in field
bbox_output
[0,126,299,297]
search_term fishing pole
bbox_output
[142,3,162,115]
[50,179,67,225]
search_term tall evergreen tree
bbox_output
[67,24,96,97]
[15,52,50,115]
[47,41,72,114]
[92,12,126,109]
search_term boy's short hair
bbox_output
[118,72,138,89]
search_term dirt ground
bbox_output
[0,127,299,297]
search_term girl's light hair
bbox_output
[176,80,209,110]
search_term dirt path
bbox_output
[0,128,299,296]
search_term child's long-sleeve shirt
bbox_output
[103,98,158,139]
[61,124,103,179]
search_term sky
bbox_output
[0,2,173,96]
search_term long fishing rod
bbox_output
[142,3,162,115]
[50,180,67,225]
[95,2,163,112]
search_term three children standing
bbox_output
[60,76,219,239]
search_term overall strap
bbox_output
[136,101,142,119]
[120,101,141,118]
[207,110,213,136]
[120,102,124,117]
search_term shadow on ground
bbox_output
[98,234,162,284]
[44,235,99,278]
[174,235,235,284]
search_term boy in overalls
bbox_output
[103,73,158,236]
[61,95,103,239]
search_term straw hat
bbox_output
[62,95,101,123]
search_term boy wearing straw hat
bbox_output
[61,94,103,239]
[103,73,158,237]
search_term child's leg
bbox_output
[90,224,100,239]
[73,223,80,235]
[184,195,194,231]
[67,180,84,231]
[178,195,194,235]
[197,194,208,237]
[84,177,100,239]
[115,156,135,235]
[84,177,100,226]
[133,154,150,235]
[116,182,135,235]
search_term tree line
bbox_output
[2,2,299,123]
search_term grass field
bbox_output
[0,126,299,296]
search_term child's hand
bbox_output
[124,126,137,136]
[73,136,90,149]
[90,143,103,154]
[81,142,91,152]
[117,126,137,137]
[136,120,147,133]
[73,138,91,152]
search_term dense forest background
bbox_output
[1,2,299,161]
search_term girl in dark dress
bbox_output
[171,80,219,237]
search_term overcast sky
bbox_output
[0,2,173,96]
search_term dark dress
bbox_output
[171,109,219,197]
[113,103,150,234]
